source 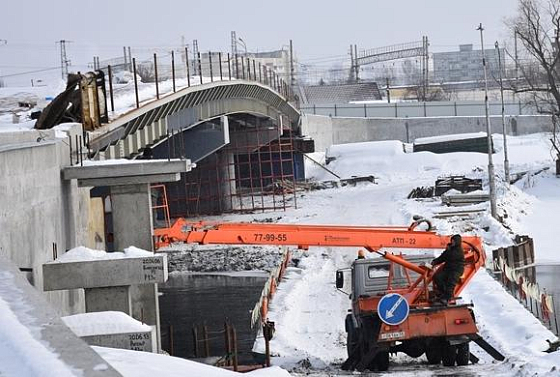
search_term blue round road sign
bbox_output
[377,293,410,326]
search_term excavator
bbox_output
[154,217,504,372]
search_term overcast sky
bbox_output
[0,0,519,85]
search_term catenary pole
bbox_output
[478,23,498,219]
[495,41,510,185]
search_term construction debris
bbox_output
[303,176,377,192]
[441,191,489,206]
[413,133,493,154]
[509,167,550,184]
[407,186,434,199]
[433,208,486,218]
[435,176,482,196]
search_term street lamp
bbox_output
[237,38,247,56]
[477,23,498,220]
[0,40,6,87]
[495,41,510,185]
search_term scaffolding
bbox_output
[163,121,299,218]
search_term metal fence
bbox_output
[301,100,540,118]
[492,239,559,337]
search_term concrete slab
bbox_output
[78,173,181,187]
[42,254,168,291]
[63,159,192,181]
[0,255,120,376]
[62,311,156,352]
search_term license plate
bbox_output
[380,331,405,340]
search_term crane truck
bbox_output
[154,218,504,372]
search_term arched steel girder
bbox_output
[90,80,299,155]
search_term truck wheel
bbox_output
[374,351,390,371]
[456,342,470,366]
[425,339,443,364]
[346,326,358,358]
[441,343,457,367]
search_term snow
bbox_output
[54,245,153,263]
[318,139,491,182]
[517,170,560,263]
[61,311,152,337]
[52,123,80,139]
[81,158,187,166]
[208,132,560,375]
[92,346,290,377]
[414,131,488,144]
[1,111,560,375]
[0,271,76,377]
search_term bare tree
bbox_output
[509,0,560,154]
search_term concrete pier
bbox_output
[43,253,168,351]
[62,158,193,351]
[0,255,120,376]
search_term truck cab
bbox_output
[337,254,478,371]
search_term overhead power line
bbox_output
[0,66,60,78]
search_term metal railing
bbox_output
[301,100,541,118]
[99,50,296,117]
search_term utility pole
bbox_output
[425,36,429,100]
[514,31,519,80]
[349,44,355,81]
[354,44,359,81]
[57,40,71,79]
[421,36,429,101]
[386,78,391,103]
[477,23,498,219]
[0,40,6,87]
[495,41,510,185]
[192,39,199,75]
[122,46,128,69]
[290,39,295,87]
[231,31,238,57]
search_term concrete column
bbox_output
[130,284,161,351]
[124,135,134,156]
[219,150,236,211]
[106,146,115,159]
[150,122,157,143]
[131,132,140,155]
[85,286,132,314]
[110,183,153,251]
[139,127,148,150]
[118,141,125,158]
[109,184,161,350]
[147,124,155,144]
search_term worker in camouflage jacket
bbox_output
[432,234,465,304]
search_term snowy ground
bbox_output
[2,82,560,376]
[189,132,560,376]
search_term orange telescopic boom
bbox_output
[154,218,485,305]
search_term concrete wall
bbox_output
[0,124,90,315]
[301,114,553,151]
[300,114,333,152]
